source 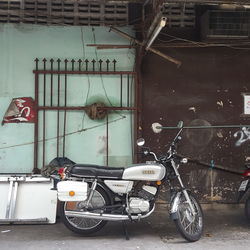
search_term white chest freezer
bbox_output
[0,175,57,224]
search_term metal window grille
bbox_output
[32,58,139,173]
[201,10,250,39]
[208,10,250,38]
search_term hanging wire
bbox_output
[159,31,250,50]
[4,6,250,50]
[80,27,91,129]
[0,116,126,150]
[91,27,137,164]
[91,27,126,119]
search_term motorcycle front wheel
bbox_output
[59,186,110,235]
[174,192,203,242]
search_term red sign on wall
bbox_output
[2,97,36,125]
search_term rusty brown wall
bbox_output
[140,47,250,202]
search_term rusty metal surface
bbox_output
[141,47,250,202]
[33,58,138,172]
[33,70,136,75]
[33,71,39,174]
[37,106,136,111]
[87,44,136,49]
[63,61,68,157]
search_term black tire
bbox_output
[245,197,250,221]
[59,186,110,235]
[174,192,203,242]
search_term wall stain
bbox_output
[98,136,108,154]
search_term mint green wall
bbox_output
[0,24,135,173]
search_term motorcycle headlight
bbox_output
[180,158,188,164]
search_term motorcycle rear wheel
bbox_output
[174,192,203,242]
[245,197,250,221]
[59,186,110,235]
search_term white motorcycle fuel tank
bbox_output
[122,163,166,181]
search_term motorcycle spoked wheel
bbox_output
[59,186,110,235]
[174,192,203,242]
[245,197,250,222]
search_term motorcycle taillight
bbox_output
[243,170,250,177]
[58,167,66,179]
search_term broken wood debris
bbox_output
[109,26,182,67]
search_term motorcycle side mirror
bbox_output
[136,138,145,147]
[177,121,184,128]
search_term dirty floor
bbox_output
[0,204,249,250]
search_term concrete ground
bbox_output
[0,204,249,250]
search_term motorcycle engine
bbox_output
[138,185,157,201]
[128,185,157,214]
[128,198,150,214]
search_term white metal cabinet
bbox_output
[0,175,57,224]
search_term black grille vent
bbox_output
[162,3,195,28]
[0,0,128,26]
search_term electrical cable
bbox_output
[92,27,137,164]
[6,6,250,50]
[160,32,207,47]
[159,31,250,50]
[131,55,137,163]
[91,27,127,119]
[0,116,126,150]
[80,26,91,129]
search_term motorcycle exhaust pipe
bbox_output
[65,205,155,221]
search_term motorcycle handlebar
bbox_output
[138,126,183,162]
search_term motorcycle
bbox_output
[55,121,204,242]
[238,162,250,221]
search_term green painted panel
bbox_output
[0,24,135,173]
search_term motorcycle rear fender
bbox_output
[97,182,114,205]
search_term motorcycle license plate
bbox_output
[238,180,249,192]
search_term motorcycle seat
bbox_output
[68,164,124,179]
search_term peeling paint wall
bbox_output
[141,47,250,202]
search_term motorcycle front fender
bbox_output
[169,190,194,220]
[169,191,182,220]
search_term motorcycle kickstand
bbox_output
[122,221,130,240]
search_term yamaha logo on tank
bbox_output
[142,170,155,174]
